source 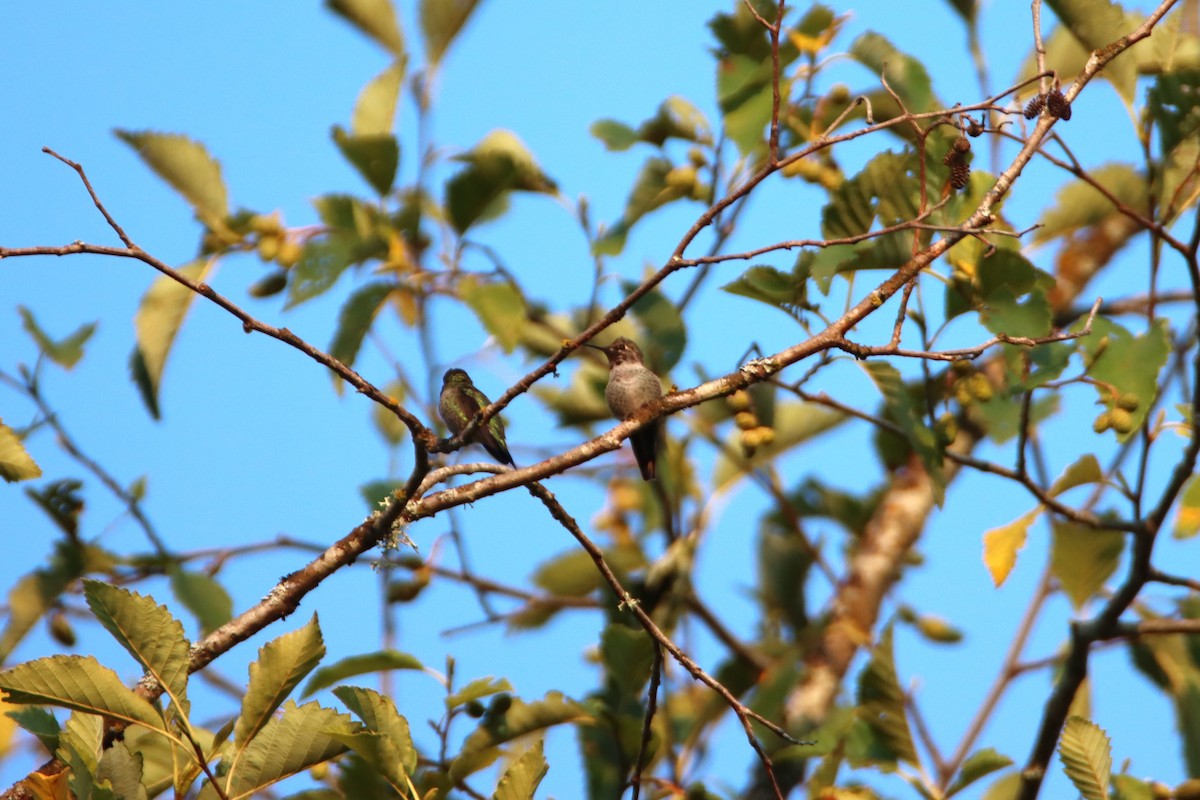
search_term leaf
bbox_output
[114,131,229,229]
[132,260,214,419]
[420,0,481,66]
[83,580,191,720]
[1050,454,1102,497]
[862,362,945,504]
[446,130,556,233]
[493,737,548,800]
[1051,522,1125,610]
[1044,0,1136,100]
[599,625,655,695]
[531,546,646,597]
[332,686,416,784]
[461,276,527,353]
[332,126,399,196]
[947,748,1014,797]
[97,741,147,800]
[302,652,429,700]
[330,282,394,374]
[1035,164,1148,244]
[235,615,326,748]
[720,263,810,316]
[634,96,712,147]
[1058,716,1112,800]
[326,0,405,56]
[1078,317,1170,442]
[1148,70,1200,160]
[0,540,88,660]
[169,567,233,636]
[849,33,936,112]
[6,705,61,754]
[352,61,406,137]
[983,508,1040,587]
[0,655,165,733]
[590,119,639,151]
[218,700,357,800]
[621,281,686,370]
[450,692,589,782]
[285,234,360,308]
[17,307,97,369]
[1175,474,1200,539]
[592,156,686,256]
[0,420,41,483]
[855,626,918,765]
[445,677,513,712]
[975,250,1054,338]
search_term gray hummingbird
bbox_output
[587,337,663,481]
[438,368,514,467]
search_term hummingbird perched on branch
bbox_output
[438,369,514,467]
[587,337,663,481]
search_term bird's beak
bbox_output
[582,341,607,352]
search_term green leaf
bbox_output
[592,156,685,256]
[235,615,326,748]
[326,0,405,56]
[942,0,977,22]
[17,307,96,369]
[849,33,936,112]
[1050,454,1102,497]
[862,361,945,504]
[0,420,42,483]
[302,650,426,698]
[493,737,548,800]
[114,131,229,229]
[169,567,234,636]
[634,96,712,147]
[0,540,88,660]
[1035,164,1148,244]
[132,260,214,419]
[218,700,357,800]
[855,627,918,765]
[976,250,1054,338]
[1057,716,1112,800]
[1175,474,1200,539]
[1078,317,1170,442]
[0,655,165,733]
[329,281,393,373]
[590,119,639,151]
[946,748,1014,797]
[461,276,527,353]
[1148,70,1200,159]
[720,263,810,316]
[1112,773,1157,800]
[333,686,416,782]
[1045,0,1136,100]
[420,0,481,65]
[446,130,557,233]
[333,126,399,196]
[6,705,62,754]
[531,546,646,597]
[97,741,147,800]
[450,692,589,782]
[1051,522,1124,610]
[621,281,686,370]
[285,234,360,308]
[83,580,191,719]
[599,625,655,695]
[445,677,513,712]
[352,61,406,136]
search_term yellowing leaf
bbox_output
[1051,523,1124,610]
[460,276,526,353]
[115,131,229,229]
[983,508,1041,587]
[133,260,215,419]
[1050,454,1102,497]
[1175,474,1200,539]
[1058,716,1111,800]
[0,420,41,483]
[326,0,405,56]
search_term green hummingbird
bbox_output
[587,337,663,481]
[438,368,514,467]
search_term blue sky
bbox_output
[2,2,1194,798]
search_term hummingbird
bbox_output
[587,337,663,481]
[438,368,514,467]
